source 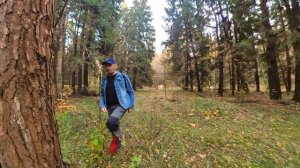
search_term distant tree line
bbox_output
[164,0,300,103]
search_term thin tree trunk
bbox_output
[72,20,79,94]
[236,61,242,92]
[83,30,93,94]
[77,24,85,93]
[183,18,193,91]
[0,0,64,167]
[184,58,189,90]
[286,46,292,92]
[132,68,137,91]
[277,2,292,92]
[254,57,260,92]
[189,27,202,92]
[56,10,67,98]
[282,0,300,100]
[213,11,224,96]
[216,0,226,96]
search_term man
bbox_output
[99,57,135,156]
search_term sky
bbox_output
[124,0,168,54]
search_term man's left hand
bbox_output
[128,108,133,113]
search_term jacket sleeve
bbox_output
[123,74,135,109]
[99,79,106,109]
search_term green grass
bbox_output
[57,89,300,167]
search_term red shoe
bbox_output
[109,137,121,156]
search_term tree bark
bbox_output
[0,0,64,167]
[72,20,79,94]
[260,0,282,99]
[77,24,85,93]
[188,24,202,92]
[278,3,292,92]
[290,0,300,101]
[254,57,260,92]
[56,9,67,98]
[132,67,137,91]
[83,30,93,94]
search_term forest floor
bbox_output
[56,88,300,168]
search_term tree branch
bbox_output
[54,0,68,28]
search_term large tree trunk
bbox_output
[260,0,282,99]
[291,0,300,101]
[0,0,64,167]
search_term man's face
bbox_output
[104,64,118,75]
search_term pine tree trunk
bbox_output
[132,68,137,91]
[230,57,236,95]
[83,30,93,94]
[286,46,292,92]
[254,57,260,92]
[291,0,300,102]
[83,57,89,94]
[0,0,64,167]
[218,54,224,96]
[214,13,224,96]
[260,0,282,99]
[188,26,202,92]
[72,21,79,94]
[278,4,292,92]
[56,10,67,98]
[184,60,189,90]
[77,26,85,93]
[236,62,242,92]
[283,0,300,100]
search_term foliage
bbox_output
[114,0,156,89]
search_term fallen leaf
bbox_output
[190,123,196,128]
[197,153,207,159]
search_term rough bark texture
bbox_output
[0,0,64,167]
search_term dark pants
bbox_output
[106,105,126,137]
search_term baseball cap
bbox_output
[101,57,116,65]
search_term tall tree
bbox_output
[282,0,300,102]
[260,0,282,99]
[0,0,63,167]
[115,0,156,90]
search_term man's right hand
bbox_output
[101,107,107,113]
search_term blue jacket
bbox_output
[99,71,135,110]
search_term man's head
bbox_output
[102,57,118,75]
